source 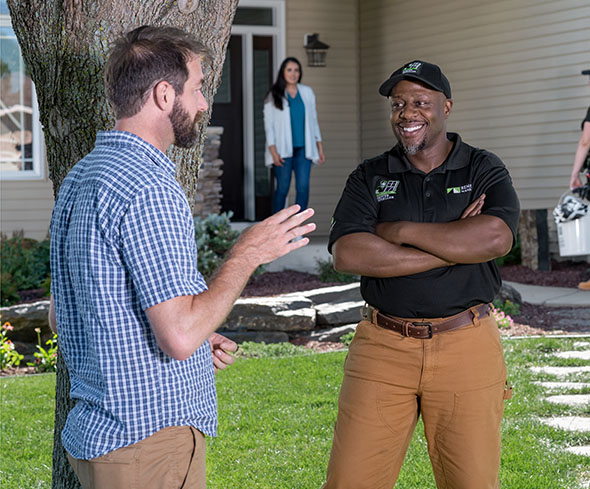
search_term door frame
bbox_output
[232,0,286,220]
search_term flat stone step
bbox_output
[574,341,590,349]
[554,350,590,360]
[316,301,364,326]
[220,331,290,344]
[221,296,316,332]
[545,394,590,406]
[565,446,590,456]
[308,324,356,342]
[540,416,590,432]
[530,366,590,376]
[291,282,361,305]
[535,381,590,390]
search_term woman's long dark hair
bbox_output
[268,57,303,110]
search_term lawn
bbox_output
[1,336,589,488]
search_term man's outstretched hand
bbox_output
[230,205,316,271]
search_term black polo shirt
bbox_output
[328,133,520,318]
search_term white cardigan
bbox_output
[263,84,322,167]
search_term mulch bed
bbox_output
[499,260,589,289]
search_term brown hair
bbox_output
[104,25,210,119]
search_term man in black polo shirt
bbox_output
[323,61,520,489]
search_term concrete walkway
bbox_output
[504,281,590,307]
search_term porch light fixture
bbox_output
[304,34,330,67]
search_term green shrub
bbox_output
[0,322,24,370]
[0,232,51,306]
[496,233,521,266]
[316,257,359,283]
[492,299,520,317]
[194,212,241,280]
[340,331,355,346]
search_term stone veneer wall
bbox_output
[194,126,224,218]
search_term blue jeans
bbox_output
[273,147,312,213]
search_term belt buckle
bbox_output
[412,321,433,339]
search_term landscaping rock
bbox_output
[221,331,290,344]
[294,282,361,305]
[495,282,523,305]
[316,301,364,326]
[0,300,51,342]
[308,324,357,342]
[220,295,316,332]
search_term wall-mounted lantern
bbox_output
[304,33,330,67]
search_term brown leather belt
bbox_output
[361,303,491,339]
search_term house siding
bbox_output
[0,171,54,240]
[285,0,361,236]
[359,0,590,212]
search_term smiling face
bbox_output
[389,79,452,156]
[283,61,301,86]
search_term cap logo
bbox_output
[402,62,422,74]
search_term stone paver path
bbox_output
[530,366,590,376]
[542,416,590,432]
[530,339,590,488]
[535,381,590,390]
[554,350,590,360]
[545,394,590,406]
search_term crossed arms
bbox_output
[332,194,513,278]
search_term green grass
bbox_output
[0,373,56,489]
[1,337,589,488]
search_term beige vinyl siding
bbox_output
[285,0,361,236]
[360,0,590,211]
[0,173,54,240]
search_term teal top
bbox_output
[288,90,305,148]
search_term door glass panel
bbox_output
[253,47,271,208]
[214,50,231,104]
[234,7,273,26]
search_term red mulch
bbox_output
[242,271,344,297]
[499,260,589,289]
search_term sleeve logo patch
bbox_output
[376,179,400,202]
[446,184,472,194]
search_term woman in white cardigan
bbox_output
[264,57,325,213]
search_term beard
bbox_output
[402,137,427,155]
[169,98,203,148]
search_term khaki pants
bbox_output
[67,426,206,489]
[324,313,510,489]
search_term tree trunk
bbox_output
[519,209,538,270]
[6,1,238,487]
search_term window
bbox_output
[0,1,43,180]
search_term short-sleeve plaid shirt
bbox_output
[50,131,217,460]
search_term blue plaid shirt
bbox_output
[50,131,217,460]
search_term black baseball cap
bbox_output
[379,60,452,99]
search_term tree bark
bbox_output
[5,1,238,487]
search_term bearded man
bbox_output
[49,25,315,489]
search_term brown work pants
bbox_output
[67,426,206,489]
[324,314,510,489]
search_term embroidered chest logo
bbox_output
[376,179,400,202]
[446,184,472,195]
